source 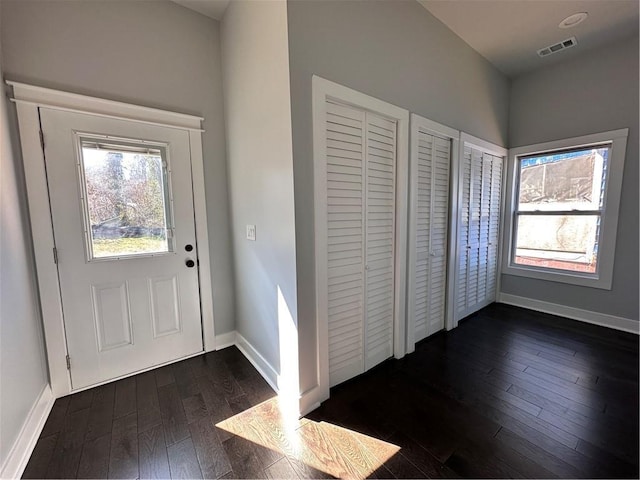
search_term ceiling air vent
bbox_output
[537,37,577,57]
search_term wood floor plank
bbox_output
[204,352,246,399]
[22,433,58,479]
[287,456,335,479]
[113,377,136,419]
[182,392,209,425]
[382,452,427,478]
[576,438,640,478]
[45,407,90,479]
[538,407,639,463]
[227,394,253,415]
[265,456,300,479]
[77,432,111,479]
[68,389,95,413]
[172,360,201,399]
[155,365,175,388]
[40,396,70,437]
[158,383,190,446]
[85,383,115,441]
[189,417,232,479]
[167,437,203,479]
[108,412,138,479]
[222,435,267,479]
[138,424,171,480]
[386,431,458,478]
[496,427,584,478]
[137,370,163,434]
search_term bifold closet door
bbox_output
[324,100,397,387]
[411,132,451,343]
[456,144,503,321]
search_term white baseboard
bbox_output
[498,293,640,334]
[299,385,323,416]
[0,384,55,479]
[234,333,279,393]
[215,330,237,350]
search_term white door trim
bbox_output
[312,76,409,405]
[407,114,459,353]
[8,81,215,398]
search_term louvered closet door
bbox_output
[456,146,503,320]
[413,131,450,342]
[325,101,366,386]
[486,155,503,298]
[323,100,397,387]
[364,114,397,370]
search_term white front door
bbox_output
[40,108,203,390]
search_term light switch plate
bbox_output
[246,224,256,241]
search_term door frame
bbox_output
[311,76,409,406]
[8,81,215,398]
[406,114,460,354]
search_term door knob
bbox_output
[186,259,195,268]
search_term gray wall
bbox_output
[287,0,511,395]
[505,35,639,321]
[0,33,49,471]
[221,0,299,386]
[0,0,235,335]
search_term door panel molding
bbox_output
[8,81,214,398]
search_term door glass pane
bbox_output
[79,139,173,259]
[514,214,599,273]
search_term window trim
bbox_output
[502,129,628,289]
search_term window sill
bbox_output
[502,263,613,290]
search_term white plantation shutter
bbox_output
[323,101,398,387]
[326,101,366,386]
[412,130,451,343]
[455,142,504,321]
[364,114,396,369]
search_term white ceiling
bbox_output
[418,0,639,77]
[171,0,230,20]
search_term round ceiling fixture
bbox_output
[559,12,588,29]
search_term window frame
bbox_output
[502,129,628,289]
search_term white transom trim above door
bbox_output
[8,81,215,398]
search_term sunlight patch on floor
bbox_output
[216,397,400,479]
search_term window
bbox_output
[503,129,628,289]
[78,136,174,260]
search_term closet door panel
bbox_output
[487,155,503,299]
[326,101,366,387]
[428,137,451,333]
[365,113,396,370]
[413,132,452,342]
[414,133,434,341]
[455,141,505,322]
[457,146,472,317]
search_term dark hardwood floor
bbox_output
[24,303,639,478]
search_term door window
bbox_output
[77,136,174,260]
